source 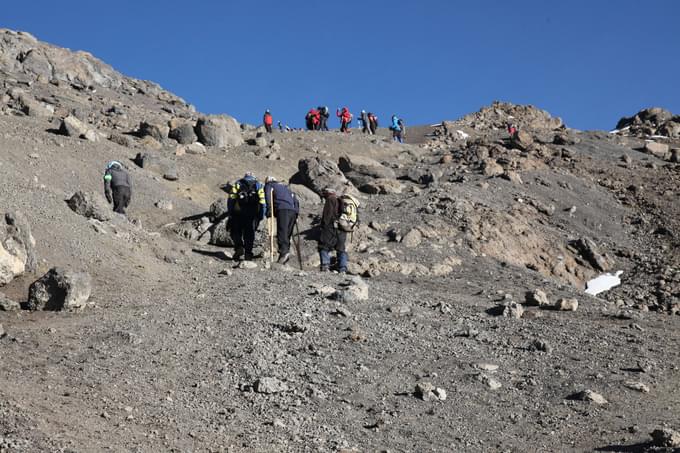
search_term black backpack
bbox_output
[237,178,260,207]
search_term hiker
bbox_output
[336,107,352,133]
[263,109,273,133]
[359,110,372,134]
[318,188,359,273]
[318,106,330,131]
[306,108,320,131]
[368,112,378,134]
[264,176,299,264]
[390,114,403,143]
[507,122,517,136]
[277,121,283,132]
[228,172,266,260]
[103,161,132,215]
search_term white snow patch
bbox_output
[585,271,623,296]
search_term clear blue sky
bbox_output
[3,1,679,130]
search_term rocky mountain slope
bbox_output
[0,29,679,452]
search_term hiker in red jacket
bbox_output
[306,108,320,130]
[336,107,352,133]
[263,110,273,133]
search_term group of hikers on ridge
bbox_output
[102,163,359,273]
[265,108,405,142]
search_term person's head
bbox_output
[264,176,277,184]
[265,109,270,114]
[243,171,255,181]
[106,160,122,171]
[361,110,366,114]
[322,187,337,198]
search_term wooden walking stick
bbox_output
[268,189,275,262]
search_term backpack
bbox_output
[237,178,260,207]
[337,194,359,232]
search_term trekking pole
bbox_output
[269,190,275,262]
[293,217,303,270]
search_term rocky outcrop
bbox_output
[0,212,37,286]
[27,267,92,311]
[616,107,680,138]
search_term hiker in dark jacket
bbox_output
[318,188,348,272]
[264,176,299,264]
[228,172,266,260]
[318,106,330,131]
[103,161,132,215]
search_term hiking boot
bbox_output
[277,252,290,265]
[320,265,329,272]
[338,268,347,274]
[244,252,255,261]
[233,247,244,261]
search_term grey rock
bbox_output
[108,133,133,148]
[338,154,396,179]
[290,184,321,206]
[555,298,578,311]
[59,115,90,138]
[650,428,680,448]
[295,157,356,196]
[333,277,369,303]
[510,130,534,150]
[0,294,20,311]
[134,152,177,180]
[154,200,173,211]
[401,228,422,248]
[644,141,670,159]
[570,389,607,405]
[27,267,92,311]
[570,237,611,272]
[169,121,198,144]
[525,289,551,307]
[358,178,404,195]
[196,115,243,147]
[66,191,112,222]
[254,377,288,394]
[138,121,169,142]
[209,198,230,221]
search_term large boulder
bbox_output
[195,115,243,147]
[338,155,396,179]
[0,212,37,286]
[294,157,355,195]
[66,191,112,221]
[169,121,198,144]
[359,178,404,194]
[59,115,90,138]
[510,130,534,151]
[290,184,321,206]
[209,218,234,247]
[644,141,670,159]
[134,152,178,180]
[209,198,230,222]
[27,267,92,311]
[138,121,169,142]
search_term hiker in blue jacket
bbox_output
[264,176,299,264]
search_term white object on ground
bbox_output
[585,271,623,296]
[455,130,470,140]
[609,126,630,134]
